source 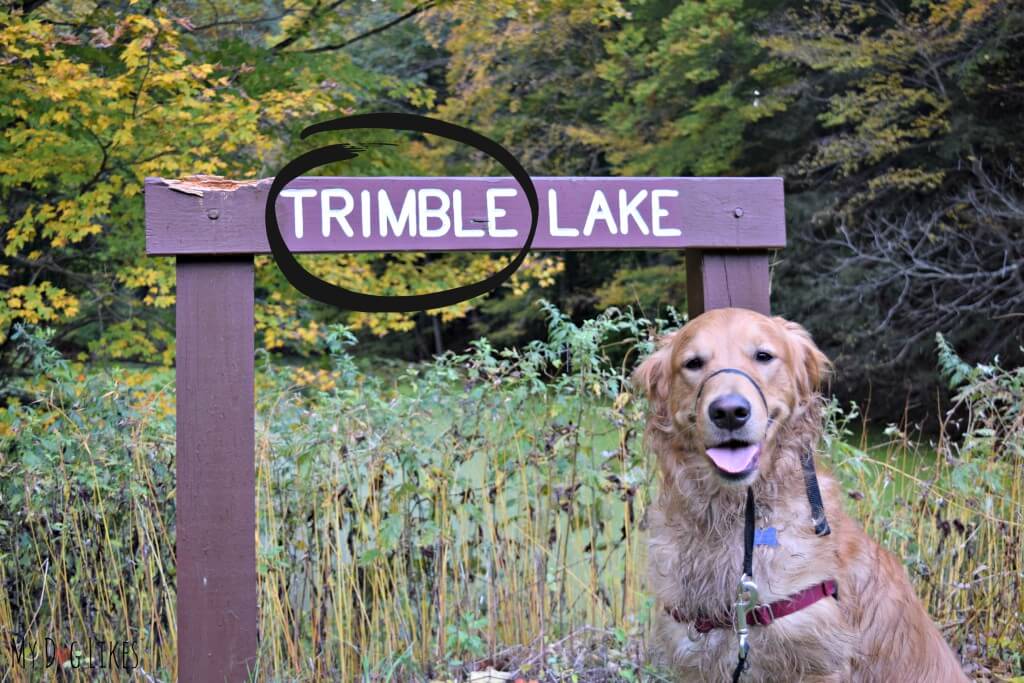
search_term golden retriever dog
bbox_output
[633,308,968,682]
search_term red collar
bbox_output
[666,579,838,633]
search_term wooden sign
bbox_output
[145,176,785,255]
[145,172,782,683]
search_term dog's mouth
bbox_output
[705,440,762,479]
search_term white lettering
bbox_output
[548,188,578,237]
[452,190,481,237]
[618,189,649,235]
[378,189,417,237]
[360,190,371,237]
[281,188,317,239]
[583,190,617,236]
[486,188,519,238]
[652,189,681,237]
[321,189,354,237]
[417,189,451,238]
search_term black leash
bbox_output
[732,487,757,682]
[801,449,831,537]
[730,454,830,681]
[742,486,755,577]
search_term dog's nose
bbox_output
[708,393,751,430]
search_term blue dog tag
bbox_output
[754,527,778,547]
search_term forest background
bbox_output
[3,0,1022,426]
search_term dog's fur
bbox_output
[633,308,968,682]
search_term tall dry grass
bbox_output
[0,326,177,681]
[0,315,1020,681]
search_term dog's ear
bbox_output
[631,335,674,420]
[778,318,831,399]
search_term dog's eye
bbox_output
[754,350,774,363]
[684,357,705,371]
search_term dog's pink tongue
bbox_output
[705,444,761,473]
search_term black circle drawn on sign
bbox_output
[264,112,540,313]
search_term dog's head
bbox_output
[633,308,830,487]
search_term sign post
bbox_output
[145,174,784,681]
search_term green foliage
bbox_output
[429,0,626,176]
[0,324,176,676]
[824,340,1023,677]
[3,310,1021,679]
[937,332,1023,465]
[763,0,1012,219]
[2,305,675,680]
[594,259,686,317]
[593,0,795,177]
[425,1,800,334]
[0,0,565,395]
[762,0,1024,418]
[445,612,488,666]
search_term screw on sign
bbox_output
[143,112,785,681]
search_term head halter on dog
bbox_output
[693,368,769,419]
[689,364,830,537]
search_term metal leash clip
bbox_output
[734,574,759,665]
